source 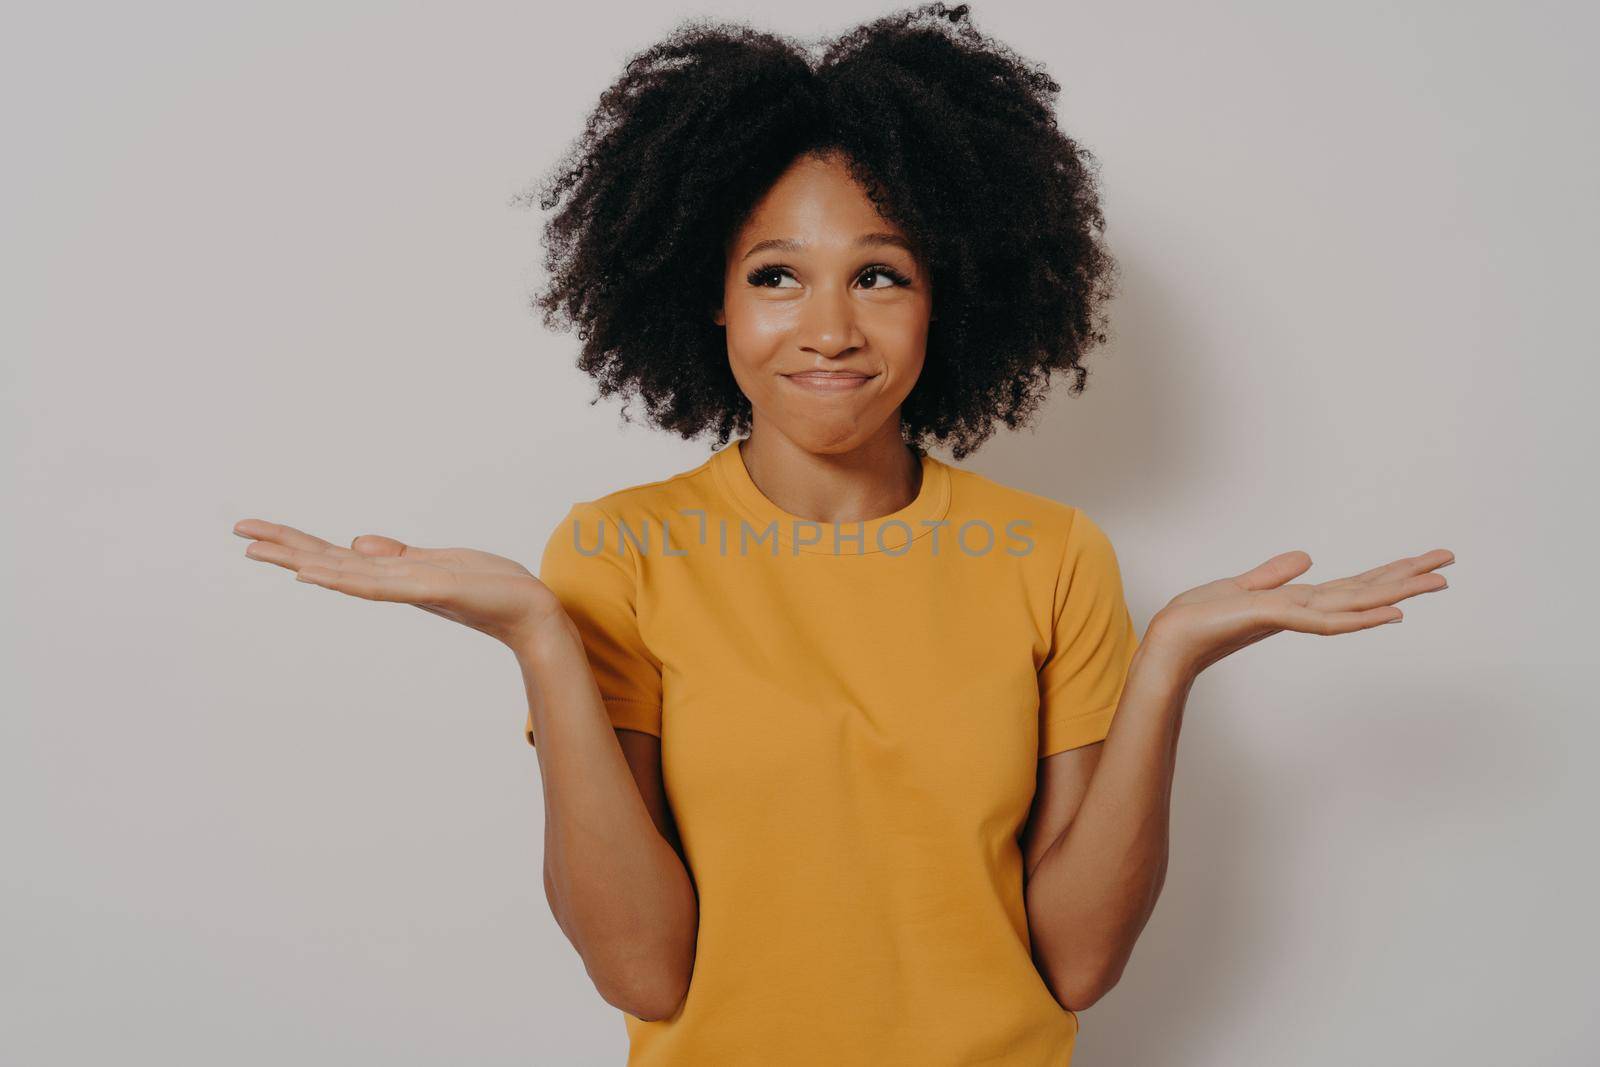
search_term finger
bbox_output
[351,533,411,557]
[1309,572,1446,613]
[1335,549,1454,586]
[1275,603,1405,635]
[245,541,415,575]
[1318,548,1456,591]
[349,534,449,565]
[1233,550,1314,592]
[244,540,352,572]
[234,519,356,559]
[296,563,452,604]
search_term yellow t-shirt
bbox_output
[525,438,1141,1066]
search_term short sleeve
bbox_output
[1037,509,1141,758]
[523,502,663,747]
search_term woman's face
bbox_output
[714,151,933,455]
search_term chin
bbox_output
[776,417,887,455]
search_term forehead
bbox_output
[732,153,907,249]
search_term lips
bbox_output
[783,371,876,393]
[784,374,876,395]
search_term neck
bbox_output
[738,422,923,526]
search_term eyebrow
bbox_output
[738,232,916,261]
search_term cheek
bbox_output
[722,302,791,377]
[728,308,790,350]
[881,308,930,385]
[885,351,927,401]
[720,318,769,384]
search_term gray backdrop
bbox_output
[5,1,1594,1063]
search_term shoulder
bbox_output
[540,455,716,588]
[940,461,1131,598]
[942,461,1081,548]
[564,452,720,528]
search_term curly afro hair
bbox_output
[514,2,1119,461]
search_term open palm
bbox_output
[234,518,563,650]
[1149,547,1455,679]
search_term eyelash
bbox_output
[745,263,914,290]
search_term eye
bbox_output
[858,265,912,289]
[746,265,801,289]
[745,263,915,290]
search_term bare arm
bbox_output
[520,615,697,1022]
[1023,638,1191,1012]
[232,518,699,1020]
[1024,546,1453,1011]
[1021,742,1103,888]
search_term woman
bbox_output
[233,4,1453,1063]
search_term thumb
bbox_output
[351,534,409,557]
[1234,550,1312,591]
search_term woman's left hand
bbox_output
[1143,547,1455,681]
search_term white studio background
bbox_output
[4,1,1593,1064]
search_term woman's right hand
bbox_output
[234,518,568,652]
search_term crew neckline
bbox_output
[709,437,953,556]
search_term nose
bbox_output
[798,282,866,360]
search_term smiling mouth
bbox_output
[783,371,877,392]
